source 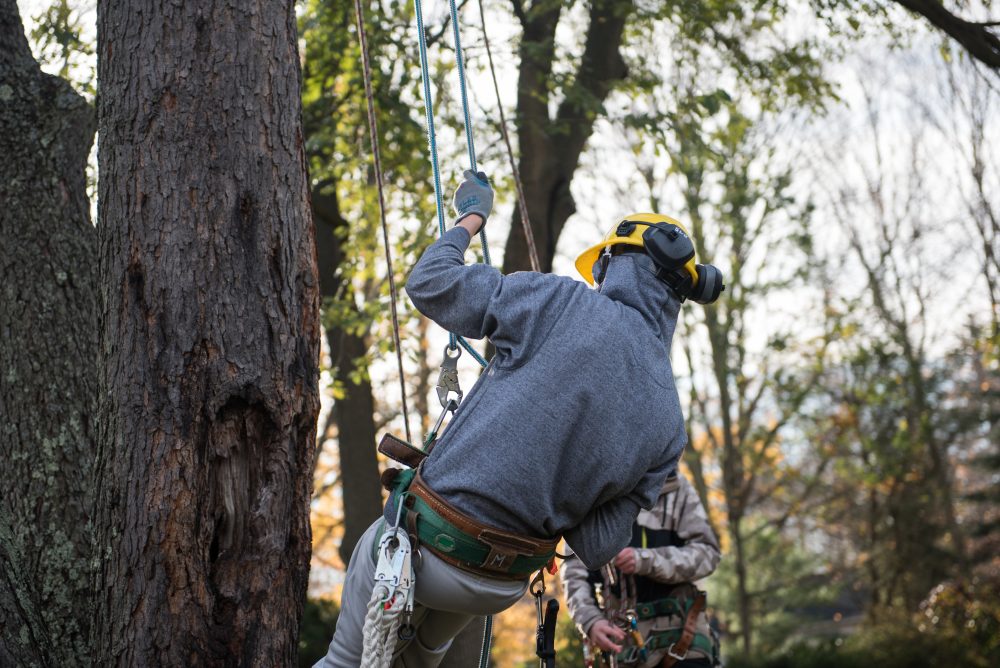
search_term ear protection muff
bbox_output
[609,219,726,304]
[616,220,696,275]
[690,263,725,304]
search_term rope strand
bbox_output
[354,0,413,443]
[447,0,493,267]
[415,0,488,365]
[414,0,458,353]
[476,0,540,273]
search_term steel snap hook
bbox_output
[436,344,463,408]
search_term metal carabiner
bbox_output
[436,345,463,408]
[373,529,413,592]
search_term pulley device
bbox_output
[361,505,416,666]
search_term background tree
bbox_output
[299,0,442,565]
[500,0,634,272]
[90,0,320,664]
[590,4,836,653]
[0,0,96,662]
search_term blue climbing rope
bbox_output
[413,0,489,367]
[413,3,495,661]
[447,0,492,267]
[413,0,447,238]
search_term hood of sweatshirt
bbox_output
[598,253,680,349]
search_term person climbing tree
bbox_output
[314,172,724,667]
[562,472,721,667]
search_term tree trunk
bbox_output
[0,0,97,662]
[892,0,1000,69]
[503,0,632,274]
[312,186,385,564]
[730,515,752,655]
[92,1,320,665]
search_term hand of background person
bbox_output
[588,619,627,653]
[452,169,492,231]
[614,547,638,574]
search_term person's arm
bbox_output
[559,552,606,637]
[565,437,682,571]
[405,225,503,339]
[633,480,721,583]
[455,214,484,237]
[563,495,640,571]
[405,224,573,359]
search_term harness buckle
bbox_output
[666,642,688,661]
[436,345,463,407]
[618,646,640,664]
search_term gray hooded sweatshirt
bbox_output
[400,226,687,570]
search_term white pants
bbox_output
[314,519,528,668]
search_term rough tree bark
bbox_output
[0,1,97,663]
[503,0,633,274]
[312,186,384,564]
[92,0,320,665]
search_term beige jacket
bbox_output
[561,474,721,666]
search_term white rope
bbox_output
[361,528,415,667]
[361,584,406,667]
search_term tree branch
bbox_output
[511,0,526,26]
[553,0,631,173]
[893,0,1000,69]
[0,0,35,71]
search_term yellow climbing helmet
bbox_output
[574,213,700,287]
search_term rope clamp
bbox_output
[373,530,413,594]
[436,345,463,408]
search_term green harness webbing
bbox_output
[634,594,695,621]
[384,470,554,577]
[616,628,715,664]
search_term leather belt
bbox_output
[404,470,559,581]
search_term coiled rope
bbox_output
[361,583,407,667]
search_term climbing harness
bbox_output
[530,571,559,668]
[584,563,715,667]
[614,590,710,666]
[383,470,559,578]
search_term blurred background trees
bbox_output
[4,0,999,666]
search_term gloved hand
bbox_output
[452,169,493,226]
